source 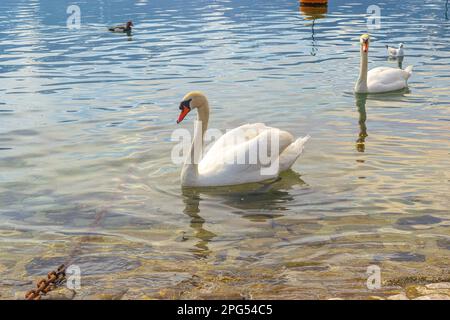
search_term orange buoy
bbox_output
[299,0,328,56]
[300,1,328,20]
[299,0,328,5]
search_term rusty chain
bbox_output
[25,264,66,300]
[24,208,108,300]
[22,174,126,301]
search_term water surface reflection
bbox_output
[181,170,306,256]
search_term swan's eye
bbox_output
[179,99,192,110]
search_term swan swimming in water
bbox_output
[176,91,310,187]
[355,34,413,94]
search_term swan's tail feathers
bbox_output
[278,135,310,172]
[404,65,413,79]
[296,135,311,148]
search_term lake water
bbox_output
[0,0,449,299]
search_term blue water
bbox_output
[0,0,449,299]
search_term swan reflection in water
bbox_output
[181,170,307,257]
[355,89,411,152]
[355,93,368,153]
[181,188,216,258]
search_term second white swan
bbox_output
[355,34,413,94]
[176,91,310,187]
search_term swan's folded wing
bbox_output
[368,67,409,93]
[201,123,269,169]
[198,127,294,185]
[369,67,410,80]
[368,67,392,76]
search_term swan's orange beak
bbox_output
[362,41,369,53]
[177,105,191,124]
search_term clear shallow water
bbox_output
[0,0,449,299]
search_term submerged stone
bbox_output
[395,215,442,230]
[389,252,426,262]
[425,282,450,290]
[373,252,426,262]
[387,293,409,300]
[437,238,450,250]
[41,288,76,300]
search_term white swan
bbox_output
[355,34,413,94]
[176,91,310,187]
[386,43,404,57]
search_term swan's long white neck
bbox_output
[355,48,369,93]
[181,102,209,186]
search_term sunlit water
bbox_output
[0,0,449,299]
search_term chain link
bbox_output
[25,264,66,300]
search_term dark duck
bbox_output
[108,21,133,33]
